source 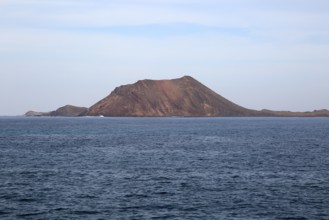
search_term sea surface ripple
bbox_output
[0,117,329,219]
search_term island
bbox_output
[25,76,329,117]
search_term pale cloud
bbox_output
[2,0,329,47]
[1,0,329,29]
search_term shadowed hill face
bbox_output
[87,76,261,117]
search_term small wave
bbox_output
[17,198,37,202]
[155,191,169,195]
[17,211,46,217]
[201,136,232,143]
[124,193,149,198]
[0,210,10,215]
[72,210,100,215]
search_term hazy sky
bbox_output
[1,0,329,115]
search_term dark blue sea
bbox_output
[0,117,329,219]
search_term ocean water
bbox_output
[0,117,329,220]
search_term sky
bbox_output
[1,0,329,115]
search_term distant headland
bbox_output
[25,105,87,117]
[25,76,329,117]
